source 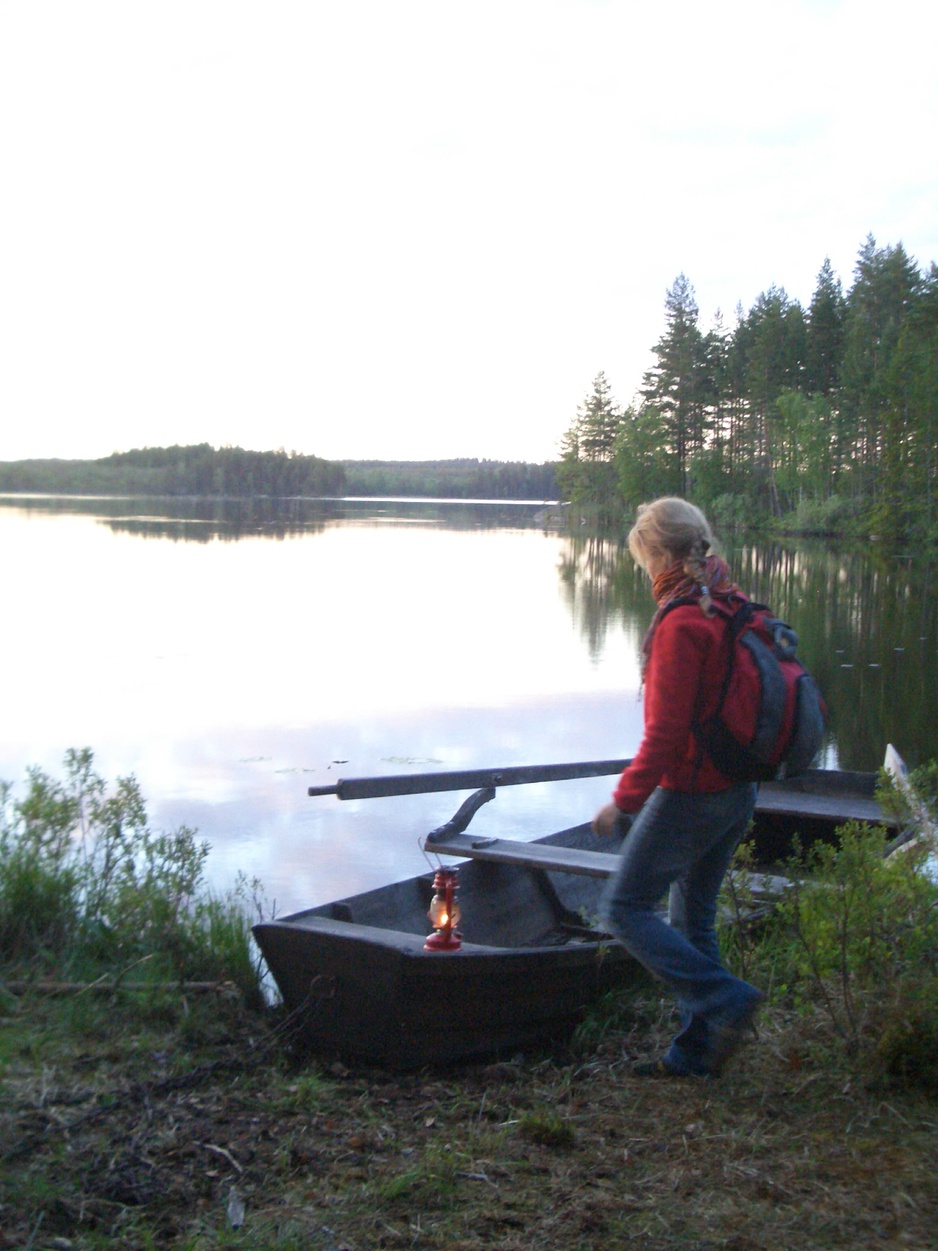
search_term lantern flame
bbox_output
[424,867,462,951]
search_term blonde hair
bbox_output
[628,497,716,609]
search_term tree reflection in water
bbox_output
[558,531,938,772]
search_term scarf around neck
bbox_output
[641,554,740,672]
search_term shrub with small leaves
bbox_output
[768,820,938,1083]
[0,749,266,1004]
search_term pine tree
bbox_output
[641,275,709,493]
[735,286,806,514]
[804,258,845,397]
[556,372,622,517]
[577,371,620,464]
[840,236,923,518]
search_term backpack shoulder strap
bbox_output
[658,593,758,632]
[724,598,757,636]
[705,597,758,719]
[655,594,698,623]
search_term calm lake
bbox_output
[3,494,937,916]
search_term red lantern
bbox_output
[424,867,462,951]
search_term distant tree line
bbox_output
[558,235,938,540]
[0,446,557,501]
[341,459,557,499]
[0,444,346,497]
[101,444,348,496]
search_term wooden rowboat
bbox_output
[253,761,894,1070]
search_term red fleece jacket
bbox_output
[613,600,741,813]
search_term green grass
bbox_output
[2,983,938,1249]
[2,752,938,1246]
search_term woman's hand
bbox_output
[592,802,625,838]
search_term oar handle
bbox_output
[307,758,629,801]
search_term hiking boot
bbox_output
[706,990,765,1075]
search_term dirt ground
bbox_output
[2,989,937,1250]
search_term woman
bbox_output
[594,497,763,1078]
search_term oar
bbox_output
[308,757,629,801]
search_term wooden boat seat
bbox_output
[754,780,892,825]
[427,834,620,877]
[426,831,790,899]
[428,775,894,892]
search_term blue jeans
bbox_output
[601,783,760,1075]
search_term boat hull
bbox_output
[254,915,637,1069]
[255,769,892,1068]
[253,820,640,1068]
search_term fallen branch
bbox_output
[1,980,238,997]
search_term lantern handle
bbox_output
[425,787,496,845]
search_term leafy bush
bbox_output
[723,818,938,1087]
[779,825,936,1018]
[717,837,763,981]
[0,749,265,1005]
[787,494,859,535]
[882,758,938,820]
[703,492,756,533]
[0,770,81,959]
[708,757,938,1089]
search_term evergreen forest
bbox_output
[557,236,938,541]
[0,444,347,498]
[340,458,557,499]
[0,446,557,501]
[4,231,935,533]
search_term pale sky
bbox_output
[1,0,936,466]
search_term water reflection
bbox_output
[557,531,938,772]
[732,542,938,773]
[147,694,642,916]
[0,493,550,542]
[1,498,638,913]
[557,534,646,662]
[4,495,938,915]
